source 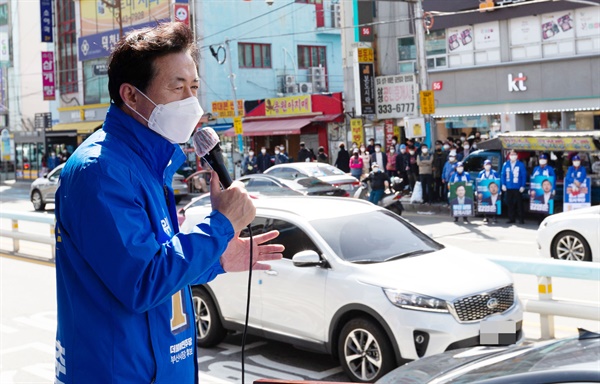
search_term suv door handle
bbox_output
[264,270,278,276]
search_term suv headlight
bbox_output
[384,289,449,313]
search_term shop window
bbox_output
[83,60,110,105]
[56,0,78,94]
[398,37,416,61]
[238,43,272,69]
[298,45,326,69]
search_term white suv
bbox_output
[181,196,523,382]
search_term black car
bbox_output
[376,328,600,384]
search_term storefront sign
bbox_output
[211,100,244,118]
[419,90,435,115]
[264,95,311,117]
[447,25,473,53]
[358,63,375,115]
[80,0,170,36]
[0,32,9,64]
[576,6,600,38]
[41,52,55,101]
[508,72,527,92]
[0,4,9,26]
[233,116,243,135]
[357,48,374,63]
[474,21,500,50]
[499,136,597,151]
[350,118,364,146]
[40,0,53,42]
[541,12,574,41]
[510,16,541,45]
[404,117,425,139]
[375,74,417,120]
[432,81,443,91]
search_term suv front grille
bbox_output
[451,285,514,323]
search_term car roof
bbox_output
[188,195,377,221]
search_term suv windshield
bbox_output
[311,211,443,263]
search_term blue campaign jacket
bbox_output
[449,171,471,183]
[532,165,556,188]
[54,104,233,383]
[500,160,527,190]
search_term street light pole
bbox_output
[414,0,436,145]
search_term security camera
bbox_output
[265,0,274,5]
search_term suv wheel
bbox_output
[551,230,591,262]
[338,317,395,383]
[31,190,45,211]
[192,286,226,347]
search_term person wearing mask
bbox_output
[256,146,272,173]
[396,144,410,193]
[565,154,587,191]
[501,149,527,224]
[458,141,472,161]
[442,151,458,204]
[279,144,289,159]
[273,147,289,165]
[407,146,419,192]
[391,136,400,153]
[334,142,350,173]
[317,146,329,163]
[449,162,472,223]
[370,143,387,171]
[297,142,312,162]
[417,144,434,204]
[366,138,375,155]
[362,162,390,205]
[242,149,258,175]
[478,159,500,224]
[432,140,446,203]
[359,144,371,176]
[52,22,283,383]
[386,145,398,178]
[532,153,556,188]
[349,148,364,180]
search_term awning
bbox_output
[223,117,313,137]
[50,121,103,134]
[311,113,344,122]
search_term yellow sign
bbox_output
[357,48,374,63]
[499,136,597,152]
[264,95,311,117]
[233,116,243,135]
[350,118,364,145]
[420,90,435,115]
[211,100,244,118]
[80,0,170,37]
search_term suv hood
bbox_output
[353,247,512,300]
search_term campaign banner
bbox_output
[564,176,591,211]
[529,175,555,214]
[449,182,474,217]
[476,178,501,215]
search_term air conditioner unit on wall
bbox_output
[284,75,296,86]
[285,84,298,94]
[298,82,313,94]
[309,67,327,92]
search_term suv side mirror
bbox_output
[292,250,326,268]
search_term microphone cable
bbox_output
[241,224,253,384]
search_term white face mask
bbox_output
[421,148,428,154]
[390,149,395,153]
[280,147,285,151]
[275,150,280,155]
[484,165,491,171]
[443,145,450,150]
[539,159,547,165]
[249,151,254,157]
[392,140,397,145]
[573,161,581,167]
[128,88,203,144]
[261,149,266,154]
[449,156,456,162]
[510,155,518,162]
[456,167,464,173]
[464,145,470,149]
[460,137,465,142]
[375,147,381,153]
[409,151,415,155]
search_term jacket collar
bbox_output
[102,103,185,180]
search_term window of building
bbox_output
[238,43,271,69]
[83,60,110,105]
[298,45,326,69]
[56,0,78,94]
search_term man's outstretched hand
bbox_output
[220,230,284,272]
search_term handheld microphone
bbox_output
[193,127,233,189]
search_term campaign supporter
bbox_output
[532,153,556,188]
[565,154,587,191]
[441,151,458,203]
[501,149,527,224]
[53,22,283,383]
[448,161,471,183]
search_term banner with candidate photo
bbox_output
[449,182,474,217]
[564,176,591,211]
[476,178,501,215]
[529,175,555,214]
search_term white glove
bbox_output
[519,187,525,193]
[501,185,507,192]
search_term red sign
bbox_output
[41,51,55,101]
[360,27,372,37]
[174,4,190,25]
[432,81,443,91]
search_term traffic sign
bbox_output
[233,116,243,135]
[419,90,435,115]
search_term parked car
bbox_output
[239,173,349,197]
[263,162,360,194]
[181,196,524,383]
[537,205,599,262]
[30,163,188,211]
[30,163,64,211]
[376,329,600,384]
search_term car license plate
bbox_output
[479,318,517,346]
[174,189,181,194]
